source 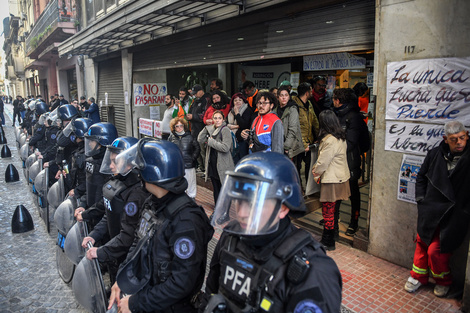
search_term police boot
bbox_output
[320,228,336,251]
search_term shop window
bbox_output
[67,68,78,101]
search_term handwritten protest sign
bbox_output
[385,121,470,155]
[134,83,167,106]
[386,57,470,125]
[138,118,153,136]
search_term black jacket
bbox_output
[189,94,210,138]
[415,141,470,253]
[127,192,214,313]
[334,103,364,180]
[168,131,200,169]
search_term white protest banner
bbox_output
[385,121,470,155]
[139,118,153,136]
[154,121,162,139]
[133,83,167,107]
[386,57,470,125]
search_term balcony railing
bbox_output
[25,0,76,56]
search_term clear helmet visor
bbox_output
[99,148,120,175]
[114,144,138,176]
[38,113,49,126]
[62,121,74,137]
[211,173,282,235]
[84,138,101,157]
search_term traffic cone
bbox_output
[5,164,20,182]
[1,145,11,158]
[11,205,34,233]
[0,131,6,144]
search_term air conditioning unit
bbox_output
[24,31,29,37]
[18,36,25,42]
[21,13,27,21]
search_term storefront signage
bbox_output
[238,64,291,90]
[154,121,162,139]
[386,57,470,125]
[133,83,167,106]
[303,52,366,71]
[139,118,153,136]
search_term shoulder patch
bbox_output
[51,134,57,139]
[70,135,76,142]
[294,300,323,313]
[174,237,195,260]
[124,202,138,216]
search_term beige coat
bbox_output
[312,134,350,184]
[197,124,234,183]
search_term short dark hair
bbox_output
[211,78,223,90]
[242,80,255,90]
[277,85,291,97]
[255,91,278,108]
[312,76,327,85]
[89,97,95,103]
[179,86,188,96]
[297,82,312,97]
[80,96,86,100]
[333,88,357,106]
[353,82,369,98]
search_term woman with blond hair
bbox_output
[168,117,200,199]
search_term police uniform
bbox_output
[88,171,149,263]
[122,192,214,313]
[41,125,60,162]
[29,123,46,152]
[64,141,87,197]
[204,218,342,313]
[80,148,110,226]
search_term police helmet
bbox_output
[63,118,93,139]
[120,138,186,192]
[27,99,36,111]
[100,136,138,175]
[57,104,79,121]
[211,151,305,235]
[35,100,48,116]
[84,122,118,157]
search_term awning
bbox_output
[58,0,290,58]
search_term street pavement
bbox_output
[0,104,87,313]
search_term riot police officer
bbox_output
[203,152,342,313]
[41,104,79,185]
[80,136,149,283]
[60,117,94,198]
[28,101,49,152]
[74,122,118,227]
[108,138,214,313]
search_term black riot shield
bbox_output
[72,243,108,313]
[64,221,88,265]
[54,198,77,236]
[47,175,65,210]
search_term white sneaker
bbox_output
[434,284,450,297]
[404,276,422,292]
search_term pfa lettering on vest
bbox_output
[224,265,251,297]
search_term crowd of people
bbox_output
[162,77,371,250]
[12,72,469,312]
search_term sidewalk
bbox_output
[194,185,463,313]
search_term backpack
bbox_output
[220,126,239,160]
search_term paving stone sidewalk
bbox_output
[0,106,86,313]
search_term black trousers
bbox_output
[210,177,222,204]
[13,110,21,125]
[349,178,361,224]
[295,151,311,187]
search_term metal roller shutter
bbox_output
[132,0,374,71]
[97,58,126,136]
